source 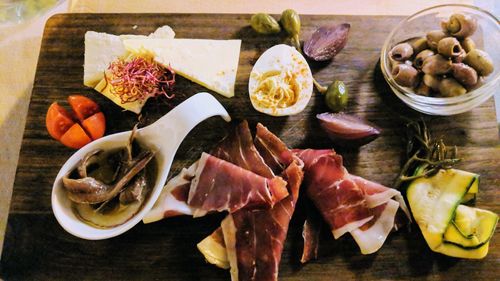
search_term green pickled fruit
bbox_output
[325,80,348,112]
[280,9,301,37]
[250,13,281,34]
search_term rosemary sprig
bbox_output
[393,119,462,190]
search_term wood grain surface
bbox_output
[1,13,499,280]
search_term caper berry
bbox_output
[325,80,348,112]
[280,9,301,37]
[280,9,301,49]
[250,13,281,34]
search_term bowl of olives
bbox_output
[380,4,499,115]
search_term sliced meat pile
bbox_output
[144,122,408,280]
[295,149,409,256]
[144,121,289,221]
[146,121,303,281]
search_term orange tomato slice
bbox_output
[60,123,93,149]
[46,102,75,140]
[46,95,106,149]
[82,112,106,140]
[68,95,100,122]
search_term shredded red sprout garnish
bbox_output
[106,57,175,104]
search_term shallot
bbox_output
[317,112,380,146]
[303,23,350,61]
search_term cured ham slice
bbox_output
[350,175,411,221]
[296,149,373,238]
[199,123,304,281]
[189,153,288,217]
[350,175,399,208]
[350,199,399,254]
[145,121,280,222]
[197,228,230,269]
[212,120,275,178]
[295,148,404,254]
[143,162,197,223]
[300,213,321,263]
[222,161,303,281]
[292,148,331,170]
[254,123,295,174]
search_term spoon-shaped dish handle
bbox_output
[138,92,231,156]
[52,92,230,240]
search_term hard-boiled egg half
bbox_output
[249,44,313,116]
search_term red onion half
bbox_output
[317,112,381,146]
[303,23,350,61]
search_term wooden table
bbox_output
[1,13,498,280]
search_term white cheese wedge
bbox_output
[123,38,241,98]
[83,26,175,113]
[84,26,175,88]
[94,78,146,114]
[84,31,125,88]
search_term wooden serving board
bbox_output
[1,14,499,280]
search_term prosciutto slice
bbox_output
[188,153,288,217]
[199,123,304,281]
[296,149,373,238]
[143,163,197,223]
[222,161,303,281]
[300,212,321,263]
[145,121,280,222]
[350,199,399,254]
[295,149,404,255]
[351,175,411,221]
[212,120,274,178]
[254,123,295,174]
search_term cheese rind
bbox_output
[123,38,241,98]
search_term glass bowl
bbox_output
[380,4,500,116]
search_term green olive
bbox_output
[446,16,461,34]
[441,13,478,39]
[438,78,467,97]
[280,9,301,37]
[423,74,441,91]
[408,37,428,54]
[415,82,432,96]
[426,30,447,50]
[325,80,348,112]
[463,49,494,76]
[460,37,476,53]
[437,37,463,58]
[250,13,281,34]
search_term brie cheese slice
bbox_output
[123,38,241,98]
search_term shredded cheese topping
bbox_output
[251,69,301,110]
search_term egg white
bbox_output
[248,44,313,116]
